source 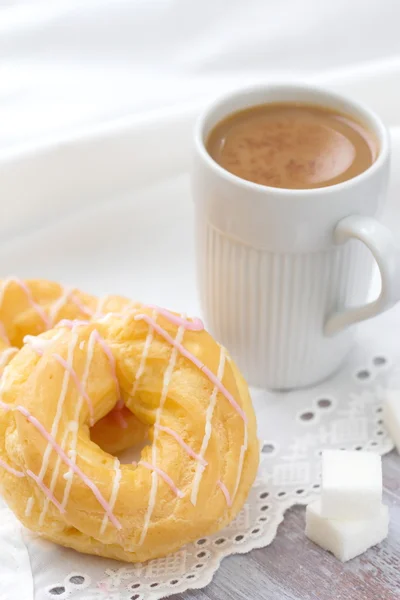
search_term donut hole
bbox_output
[89,406,150,462]
[88,429,150,464]
[116,436,151,464]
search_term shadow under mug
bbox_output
[192,83,400,390]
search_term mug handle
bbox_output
[324,215,400,336]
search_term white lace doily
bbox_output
[0,301,398,600]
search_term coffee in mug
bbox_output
[206,102,378,190]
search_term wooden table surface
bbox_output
[172,451,400,600]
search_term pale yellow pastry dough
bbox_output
[0,296,259,562]
[0,278,147,454]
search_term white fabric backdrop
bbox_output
[1,0,400,153]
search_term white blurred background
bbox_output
[2,0,400,153]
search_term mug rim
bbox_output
[194,82,390,197]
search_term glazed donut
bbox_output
[0,306,259,562]
[0,278,147,454]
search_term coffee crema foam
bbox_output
[207,103,378,189]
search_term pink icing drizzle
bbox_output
[91,331,127,427]
[26,469,66,514]
[217,480,232,507]
[57,319,89,329]
[92,331,120,397]
[0,454,69,514]
[53,354,95,426]
[139,460,184,498]
[70,295,94,317]
[115,398,125,410]
[35,322,128,429]
[110,409,128,429]
[134,314,247,424]
[155,424,207,466]
[148,306,204,331]
[0,457,24,478]
[12,279,51,328]
[0,401,121,529]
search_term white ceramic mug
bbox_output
[192,83,400,389]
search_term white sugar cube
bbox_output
[306,499,389,562]
[321,450,382,519]
[383,391,400,453]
